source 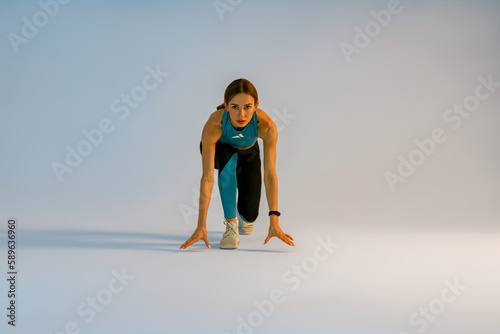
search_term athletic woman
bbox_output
[180,78,294,249]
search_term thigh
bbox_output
[200,140,236,171]
[236,142,262,198]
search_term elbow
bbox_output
[264,172,277,185]
[201,174,215,185]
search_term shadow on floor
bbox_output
[13,228,292,253]
[15,228,225,253]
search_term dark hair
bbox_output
[216,78,259,110]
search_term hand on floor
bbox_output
[264,223,294,246]
[180,226,210,249]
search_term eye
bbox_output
[245,106,251,109]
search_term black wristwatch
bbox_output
[269,211,281,217]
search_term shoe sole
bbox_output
[219,240,239,249]
[219,245,238,249]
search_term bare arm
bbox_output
[180,111,221,249]
[258,109,294,246]
[196,120,219,228]
[262,122,279,217]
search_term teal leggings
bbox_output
[200,140,262,222]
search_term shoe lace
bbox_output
[223,221,237,237]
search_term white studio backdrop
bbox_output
[2,0,499,231]
[1,1,499,333]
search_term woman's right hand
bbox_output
[180,225,210,249]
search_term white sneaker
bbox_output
[238,213,254,235]
[219,220,239,249]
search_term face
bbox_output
[224,93,259,128]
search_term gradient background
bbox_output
[1,0,499,333]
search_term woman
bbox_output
[180,78,294,249]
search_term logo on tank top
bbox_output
[232,134,244,139]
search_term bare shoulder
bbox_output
[256,108,277,143]
[202,108,223,144]
[212,108,225,123]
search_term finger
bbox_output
[180,237,194,249]
[180,237,197,249]
[280,233,293,241]
[180,240,189,249]
[279,234,295,246]
[203,237,211,248]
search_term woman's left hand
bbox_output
[264,222,294,246]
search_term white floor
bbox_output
[1,220,498,334]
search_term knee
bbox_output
[240,212,258,223]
